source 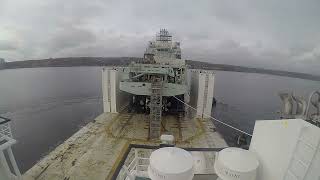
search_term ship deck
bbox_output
[23,112,227,180]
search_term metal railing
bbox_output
[0,116,13,139]
[117,148,150,180]
[0,116,21,180]
[305,91,320,121]
[113,144,224,180]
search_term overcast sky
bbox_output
[1,0,320,74]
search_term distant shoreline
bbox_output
[1,57,320,81]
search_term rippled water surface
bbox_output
[0,67,319,172]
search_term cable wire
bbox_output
[172,96,253,136]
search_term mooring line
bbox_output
[172,96,253,136]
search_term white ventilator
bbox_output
[215,147,259,180]
[148,147,194,180]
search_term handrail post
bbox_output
[7,147,21,178]
[135,148,138,174]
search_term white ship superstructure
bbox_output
[145,29,182,62]
[102,29,216,139]
[0,29,319,180]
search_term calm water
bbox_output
[0,67,319,172]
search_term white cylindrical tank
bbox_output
[148,147,194,180]
[214,147,259,180]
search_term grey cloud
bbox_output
[52,33,147,58]
[0,40,18,51]
[1,0,320,74]
[49,27,97,52]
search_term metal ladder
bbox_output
[284,127,320,180]
[149,78,162,139]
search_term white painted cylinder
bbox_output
[148,147,194,180]
[215,147,259,180]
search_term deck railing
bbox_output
[117,149,150,180]
[113,144,224,180]
[0,116,21,180]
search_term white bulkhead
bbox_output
[102,67,130,113]
[249,119,320,180]
[188,69,215,118]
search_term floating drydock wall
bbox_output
[102,67,130,113]
[188,69,215,118]
[102,67,215,117]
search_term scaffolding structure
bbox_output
[149,78,163,139]
[156,29,172,42]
